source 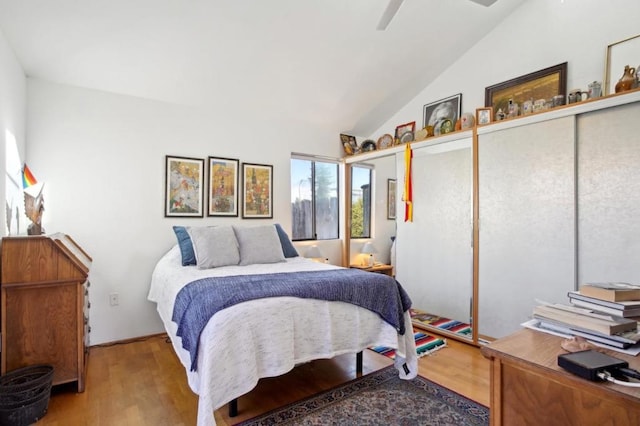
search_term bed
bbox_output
[147,224,417,426]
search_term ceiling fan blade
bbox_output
[468,0,498,6]
[376,0,404,31]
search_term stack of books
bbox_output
[532,282,640,349]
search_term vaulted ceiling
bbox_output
[0,0,526,136]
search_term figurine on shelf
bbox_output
[495,108,506,121]
[22,164,45,235]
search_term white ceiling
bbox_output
[0,0,526,136]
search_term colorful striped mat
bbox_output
[370,332,446,359]
[410,308,472,337]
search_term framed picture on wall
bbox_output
[165,155,204,217]
[387,179,397,220]
[242,162,273,219]
[208,156,239,216]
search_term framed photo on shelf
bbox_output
[340,134,358,156]
[485,62,567,114]
[476,107,493,125]
[387,179,397,220]
[165,155,204,217]
[207,156,239,216]
[242,162,273,219]
[423,93,462,130]
[394,121,416,142]
[604,34,640,95]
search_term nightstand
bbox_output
[350,264,394,277]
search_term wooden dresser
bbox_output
[1,234,92,392]
[481,328,640,425]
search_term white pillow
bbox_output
[188,226,240,269]
[233,225,286,266]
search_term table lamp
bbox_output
[361,242,377,266]
[305,245,325,262]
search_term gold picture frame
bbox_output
[485,63,567,114]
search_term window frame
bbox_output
[290,153,340,242]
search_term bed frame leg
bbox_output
[356,351,363,375]
[229,398,238,417]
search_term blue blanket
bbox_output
[172,268,412,371]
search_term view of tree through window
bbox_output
[351,166,371,238]
[291,157,339,241]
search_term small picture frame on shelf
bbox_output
[340,134,358,156]
[476,107,493,125]
[394,121,416,141]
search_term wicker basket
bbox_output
[0,365,54,426]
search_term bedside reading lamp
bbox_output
[361,242,377,267]
[305,245,326,263]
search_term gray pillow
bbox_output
[188,226,240,269]
[233,225,286,266]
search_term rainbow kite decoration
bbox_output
[22,164,38,189]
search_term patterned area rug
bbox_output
[234,365,489,426]
[410,308,472,337]
[370,331,446,359]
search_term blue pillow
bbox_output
[173,226,197,266]
[274,224,299,258]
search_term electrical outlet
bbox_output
[109,293,119,306]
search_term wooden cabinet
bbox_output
[481,329,640,425]
[1,234,92,392]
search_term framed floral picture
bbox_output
[208,156,239,216]
[165,155,204,217]
[242,162,273,219]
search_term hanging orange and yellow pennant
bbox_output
[403,143,413,222]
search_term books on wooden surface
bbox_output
[568,292,640,318]
[579,282,640,302]
[535,318,640,349]
[532,304,638,336]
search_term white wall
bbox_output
[26,79,345,344]
[371,0,640,139]
[0,27,26,234]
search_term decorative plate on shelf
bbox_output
[377,134,394,150]
[400,131,414,143]
[361,139,377,152]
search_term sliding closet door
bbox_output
[478,117,575,339]
[577,102,640,284]
[396,137,473,337]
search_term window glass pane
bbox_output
[314,162,339,240]
[351,166,371,238]
[291,159,313,240]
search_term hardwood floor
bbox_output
[37,331,490,425]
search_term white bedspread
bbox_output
[148,245,417,426]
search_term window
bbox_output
[350,165,372,238]
[290,156,339,241]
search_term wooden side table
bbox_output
[481,328,640,425]
[350,264,394,277]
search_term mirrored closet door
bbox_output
[395,136,474,342]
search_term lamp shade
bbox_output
[305,245,323,258]
[361,242,377,254]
